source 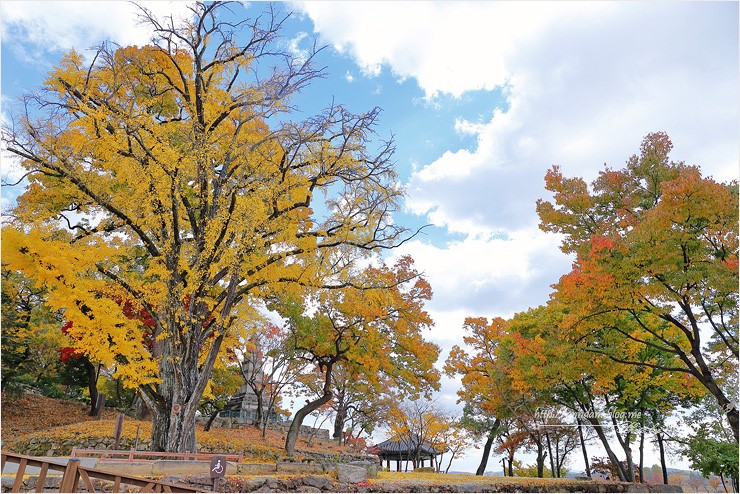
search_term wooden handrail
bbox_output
[1,452,204,493]
[70,447,242,463]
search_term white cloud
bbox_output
[300,2,738,238]
[0,104,27,211]
[301,1,739,353]
[287,31,310,65]
[408,2,738,237]
[392,229,571,320]
[1,1,192,61]
[297,1,613,99]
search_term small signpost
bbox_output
[210,455,226,491]
[113,413,124,449]
[134,425,141,450]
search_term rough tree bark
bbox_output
[285,362,334,457]
[333,404,346,444]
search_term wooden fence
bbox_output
[70,448,242,463]
[1,452,203,493]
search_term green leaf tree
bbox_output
[684,430,739,492]
[1,268,66,395]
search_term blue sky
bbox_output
[2,0,738,474]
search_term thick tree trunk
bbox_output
[333,401,346,443]
[143,329,225,452]
[285,362,334,457]
[148,367,202,453]
[150,403,198,452]
[475,418,501,475]
[507,451,514,477]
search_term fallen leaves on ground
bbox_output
[375,471,627,487]
[2,394,359,459]
[1,393,118,443]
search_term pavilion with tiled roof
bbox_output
[370,435,439,472]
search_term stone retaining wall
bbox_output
[10,435,377,466]
[9,436,154,457]
[92,459,376,479]
[139,475,686,493]
[1,464,683,494]
[201,417,332,440]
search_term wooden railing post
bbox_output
[11,457,28,492]
[2,452,205,493]
[60,459,81,493]
[36,462,50,493]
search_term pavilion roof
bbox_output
[371,435,438,457]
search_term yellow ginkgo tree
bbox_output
[2,2,414,452]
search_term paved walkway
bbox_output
[1,456,98,475]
